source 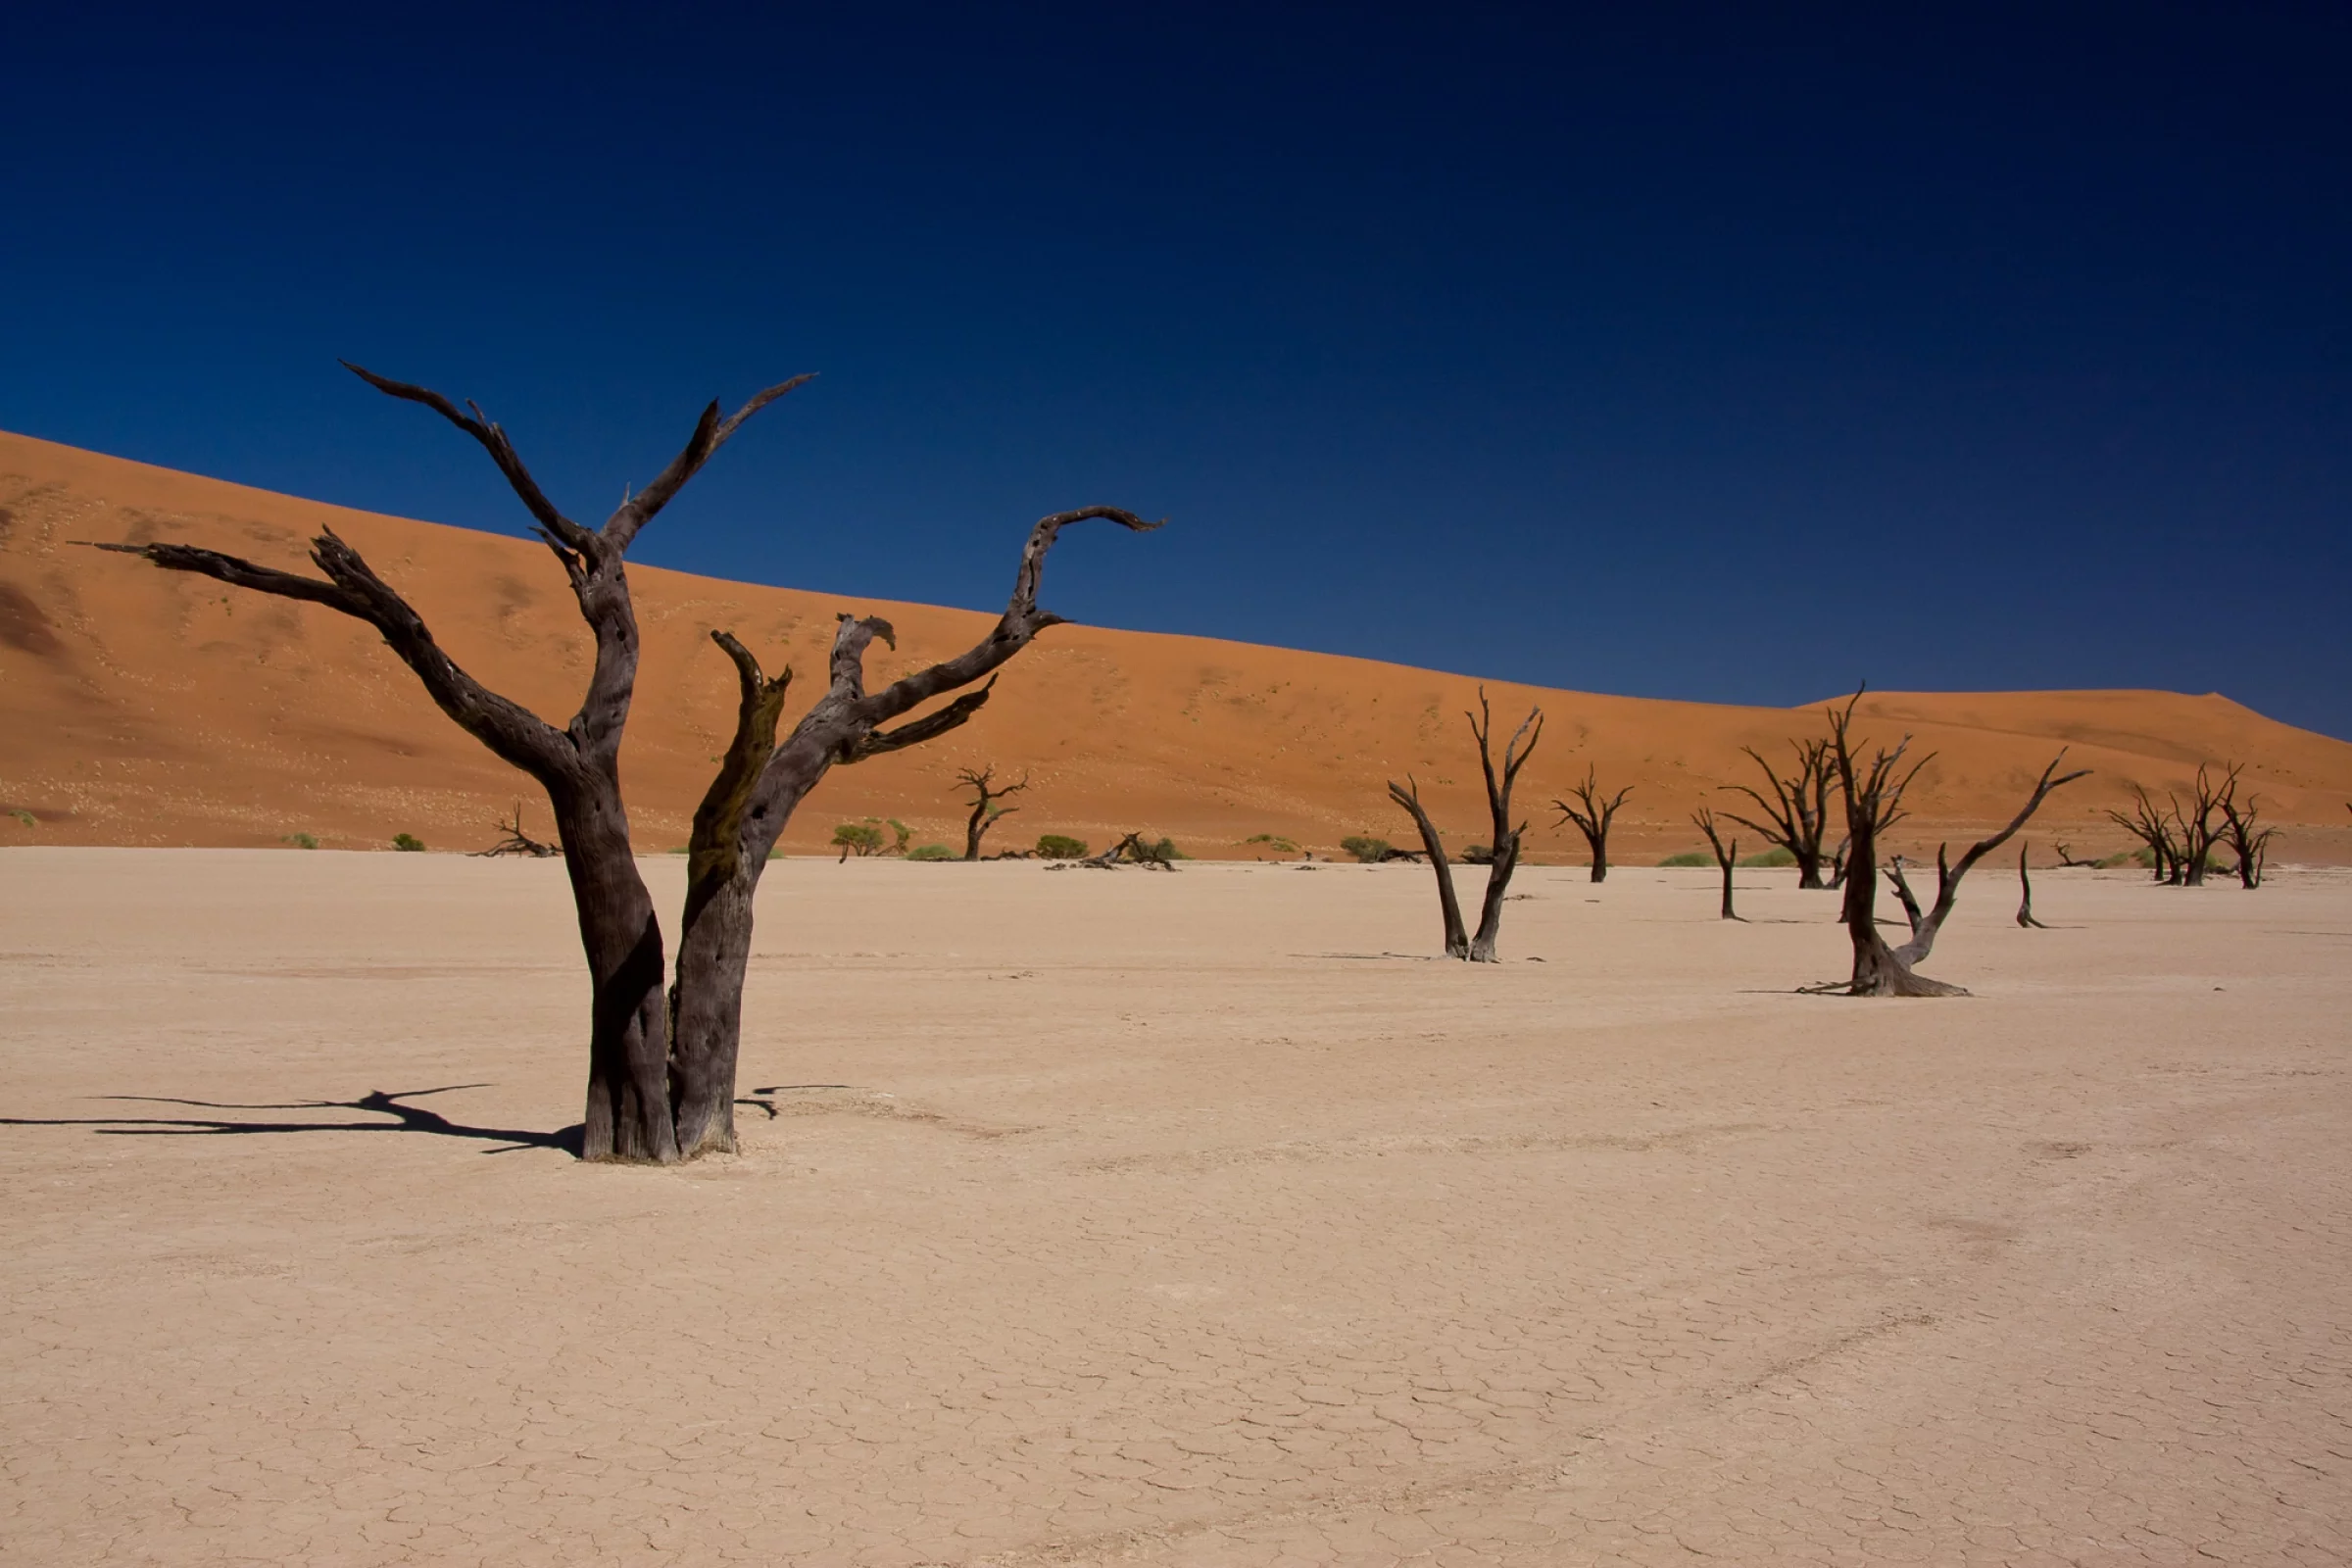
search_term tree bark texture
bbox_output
[97,365,1156,1162]
[1553,765,1633,884]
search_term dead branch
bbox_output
[2016,843,2049,928]
[954,765,1031,860]
[1465,689,1544,962]
[1692,808,1741,921]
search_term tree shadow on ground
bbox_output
[0,1085,584,1155]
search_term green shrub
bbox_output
[886,818,912,856]
[1657,850,1713,867]
[1244,833,1299,854]
[392,833,426,853]
[282,832,319,851]
[906,844,958,860]
[1739,846,1796,868]
[1339,834,1391,863]
[1149,837,1187,861]
[831,822,886,857]
[2093,851,2136,869]
[7,809,34,828]
[1036,833,1089,859]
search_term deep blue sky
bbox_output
[6,4,2348,736]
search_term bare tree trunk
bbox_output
[2016,844,2048,928]
[2217,770,2275,889]
[1466,691,1543,962]
[1694,808,1741,921]
[1387,776,1468,958]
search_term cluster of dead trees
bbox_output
[2104,764,2277,888]
[98,364,1157,1163]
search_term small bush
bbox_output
[1658,851,1713,867]
[2092,851,2136,869]
[1244,833,1299,854]
[1036,833,1089,859]
[831,822,886,857]
[1739,846,1796,868]
[282,832,319,850]
[1148,837,1187,861]
[7,809,34,828]
[906,844,958,860]
[1340,834,1391,863]
[886,818,912,856]
[392,833,426,853]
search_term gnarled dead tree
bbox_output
[1552,765,1634,883]
[2173,765,2232,887]
[954,765,1029,860]
[1723,737,1836,889]
[2217,770,2276,889]
[1692,808,1740,921]
[1386,690,1542,962]
[2105,785,2180,882]
[98,364,1156,1162]
[1825,692,2087,996]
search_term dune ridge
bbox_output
[6,427,2350,861]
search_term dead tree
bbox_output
[1552,765,1634,883]
[2049,843,2102,869]
[2015,844,2048,928]
[1825,692,2087,996]
[2105,785,2180,882]
[1385,775,1468,956]
[2173,765,2231,886]
[1692,808,1741,921]
[2217,770,2276,889]
[953,765,1029,860]
[1388,691,1542,962]
[475,801,559,858]
[98,364,1155,1162]
[1723,737,1836,889]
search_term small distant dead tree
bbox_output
[1825,691,2087,996]
[2171,765,2232,887]
[96,363,1156,1162]
[1068,832,1178,870]
[954,765,1029,860]
[2217,769,2277,889]
[2015,844,2047,928]
[1723,737,1836,889]
[2049,843,2102,869]
[475,801,559,858]
[1692,808,1741,921]
[1386,689,1542,962]
[1552,765,1634,883]
[2105,785,2180,882]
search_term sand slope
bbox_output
[6,427,2349,860]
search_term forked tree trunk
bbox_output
[1466,692,1543,962]
[1827,690,2086,997]
[98,365,1157,1164]
[1693,808,1740,921]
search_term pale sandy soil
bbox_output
[3,848,2348,1566]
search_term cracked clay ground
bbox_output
[3,850,2348,1566]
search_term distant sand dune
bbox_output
[6,428,2349,861]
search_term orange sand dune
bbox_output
[6,428,2350,862]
